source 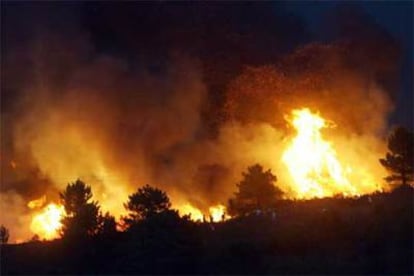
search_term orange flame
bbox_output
[177,203,230,222]
[209,204,229,222]
[282,108,384,198]
[27,196,47,209]
[30,203,65,240]
[178,204,204,221]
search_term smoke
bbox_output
[225,42,395,134]
[1,2,403,241]
[0,191,32,242]
[10,39,207,205]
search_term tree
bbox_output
[0,225,10,244]
[123,185,171,227]
[380,127,414,186]
[60,179,100,238]
[228,164,283,216]
[97,212,117,236]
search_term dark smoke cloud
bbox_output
[1,1,309,194]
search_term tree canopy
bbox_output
[380,127,414,186]
[0,225,10,244]
[60,179,100,238]
[97,212,117,237]
[228,164,283,216]
[123,184,172,227]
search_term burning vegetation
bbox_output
[0,2,412,248]
[0,2,413,275]
[282,108,384,198]
[10,106,407,241]
[29,203,64,240]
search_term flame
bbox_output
[209,204,229,222]
[30,203,65,240]
[177,203,230,222]
[281,108,384,199]
[178,204,204,221]
[27,196,47,209]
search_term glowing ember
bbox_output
[282,108,359,198]
[30,203,65,240]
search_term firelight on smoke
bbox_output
[20,105,387,241]
[27,196,46,209]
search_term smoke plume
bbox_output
[1,2,403,241]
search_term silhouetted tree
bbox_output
[380,127,414,186]
[60,179,100,238]
[123,184,171,227]
[228,164,283,216]
[30,234,40,242]
[97,212,117,236]
[0,225,10,244]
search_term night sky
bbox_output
[285,1,413,128]
[2,1,412,129]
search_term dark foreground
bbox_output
[2,185,413,275]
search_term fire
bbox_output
[282,108,361,198]
[27,196,47,209]
[30,203,65,240]
[209,204,229,222]
[177,204,229,222]
[179,204,204,221]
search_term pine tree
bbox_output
[123,184,171,227]
[228,164,283,216]
[60,179,100,237]
[380,127,414,186]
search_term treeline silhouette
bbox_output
[2,185,412,274]
[1,127,413,274]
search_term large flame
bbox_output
[178,204,204,221]
[29,203,65,240]
[209,204,229,222]
[20,106,386,241]
[281,108,383,199]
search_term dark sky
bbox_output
[284,1,413,129]
[1,1,413,129]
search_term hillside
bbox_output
[2,185,413,275]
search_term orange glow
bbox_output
[209,204,229,222]
[27,196,46,209]
[178,204,204,221]
[30,203,65,240]
[281,108,384,198]
[14,103,386,241]
[10,160,17,169]
[177,203,230,222]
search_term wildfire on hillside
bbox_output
[1,7,398,243]
[21,107,388,241]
